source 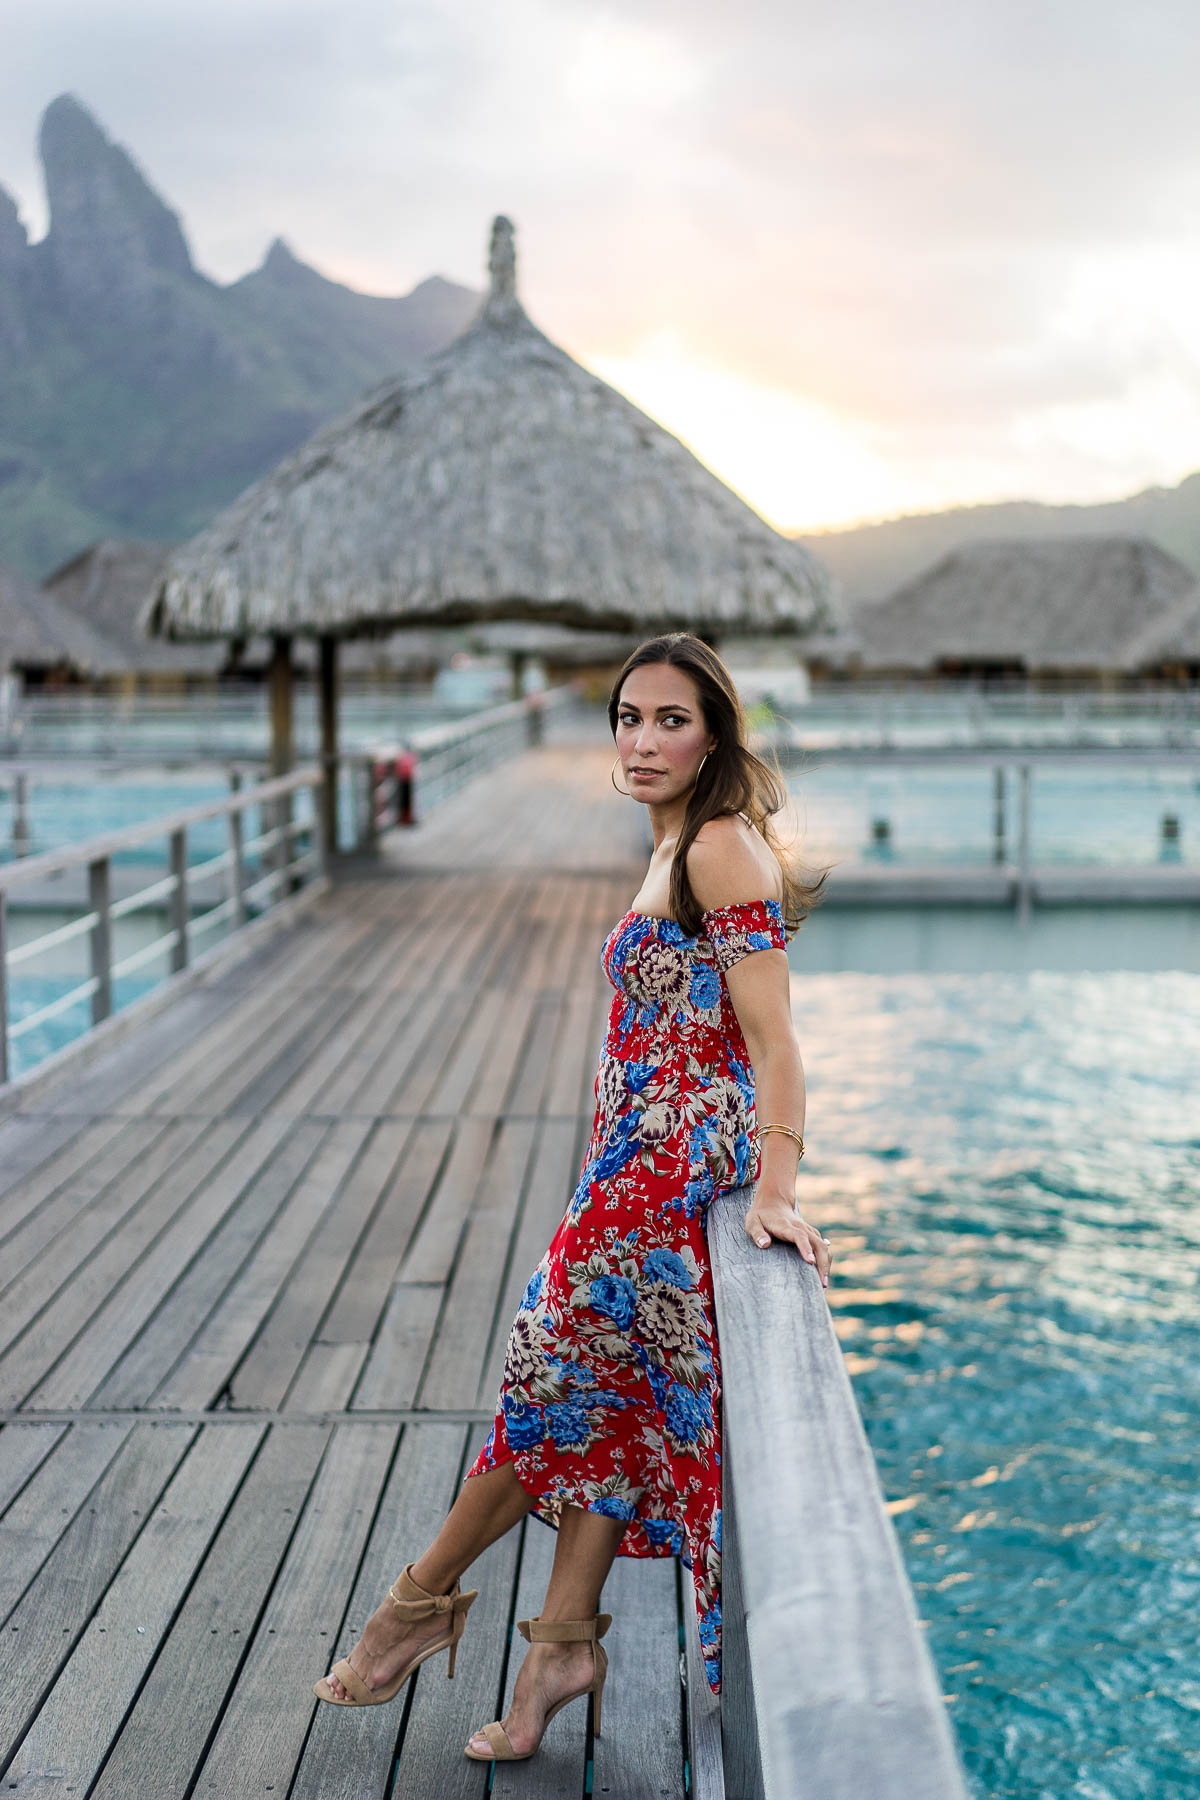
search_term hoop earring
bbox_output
[610,757,632,796]
[697,752,709,778]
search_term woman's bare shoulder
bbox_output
[687,815,782,910]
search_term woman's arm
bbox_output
[686,822,831,1288]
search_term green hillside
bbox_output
[0,96,479,579]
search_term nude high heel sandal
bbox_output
[463,1612,612,1761]
[313,1562,478,1707]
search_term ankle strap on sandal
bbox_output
[518,1613,612,1643]
[388,1563,475,1621]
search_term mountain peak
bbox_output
[38,92,194,307]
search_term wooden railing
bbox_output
[689,1182,968,1800]
[0,767,326,1086]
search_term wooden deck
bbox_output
[0,729,698,1799]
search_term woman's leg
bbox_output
[323,1459,533,1701]
[466,1503,625,1758]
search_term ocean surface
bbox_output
[790,964,1200,1799]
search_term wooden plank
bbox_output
[227,1119,407,1410]
[0,1114,90,1208]
[706,1189,968,1800]
[3,1424,262,1796]
[0,1116,130,1244]
[0,1425,65,1519]
[400,1116,495,1288]
[261,979,401,1118]
[683,1570,725,1800]
[378,989,477,1117]
[89,1423,332,1800]
[90,1117,328,1410]
[417,1118,537,1411]
[476,1118,579,1408]
[290,1423,471,1800]
[0,1117,214,1354]
[182,985,351,1119]
[491,1515,588,1799]
[317,1118,450,1344]
[350,1283,443,1412]
[314,985,443,1117]
[3,1116,287,1411]
[591,1553,684,1799]
[146,1121,360,1411]
[423,985,510,1117]
[0,1422,195,1759]
[390,1437,524,1800]
[0,1423,131,1621]
[191,1422,397,1797]
[283,1340,371,1413]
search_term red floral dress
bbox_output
[467,895,787,1692]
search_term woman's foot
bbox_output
[321,1587,453,1703]
[466,1640,597,1758]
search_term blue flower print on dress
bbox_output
[665,1380,713,1443]
[521,1268,543,1310]
[548,1402,591,1449]
[643,1517,684,1552]
[643,1247,694,1289]
[589,1274,637,1330]
[591,1495,638,1521]
[502,1396,545,1450]
[689,962,722,1009]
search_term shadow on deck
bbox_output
[0,733,693,1798]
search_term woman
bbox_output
[314,632,831,1761]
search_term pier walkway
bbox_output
[0,725,688,1799]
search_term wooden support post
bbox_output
[0,894,8,1087]
[269,633,294,892]
[1016,762,1032,926]
[88,857,112,1025]
[992,764,1007,865]
[12,770,30,857]
[228,769,247,927]
[169,827,189,972]
[318,634,339,858]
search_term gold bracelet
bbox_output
[755,1122,805,1158]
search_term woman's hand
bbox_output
[745,1186,832,1289]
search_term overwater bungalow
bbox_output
[843,535,1199,683]
[0,561,123,685]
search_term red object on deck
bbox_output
[394,750,416,826]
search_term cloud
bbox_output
[3,0,1199,525]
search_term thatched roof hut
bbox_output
[44,541,226,677]
[0,562,123,678]
[144,216,838,646]
[852,536,1198,677]
[1123,585,1200,678]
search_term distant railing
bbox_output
[0,766,326,1086]
[338,685,575,847]
[695,1184,968,1800]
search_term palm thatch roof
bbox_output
[852,536,1198,673]
[1122,584,1200,672]
[44,541,226,674]
[0,562,124,675]
[145,217,839,645]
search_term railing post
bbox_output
[992,764,1006,865]
[88,857,113,1025]
[1016,762,1032,926]
[719,1468,766,1800]
[12,770,31,857]
[0,893,9,1087]
[314,773,330,880]
[169,827,189,972]
[228,769,247,927]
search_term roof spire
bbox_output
[483,214,523,324]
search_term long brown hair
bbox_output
[608,632,827,940]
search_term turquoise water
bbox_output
[792,968,1200,1798]
[793,763,1200,867]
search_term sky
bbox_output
[2,0,1200,533]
